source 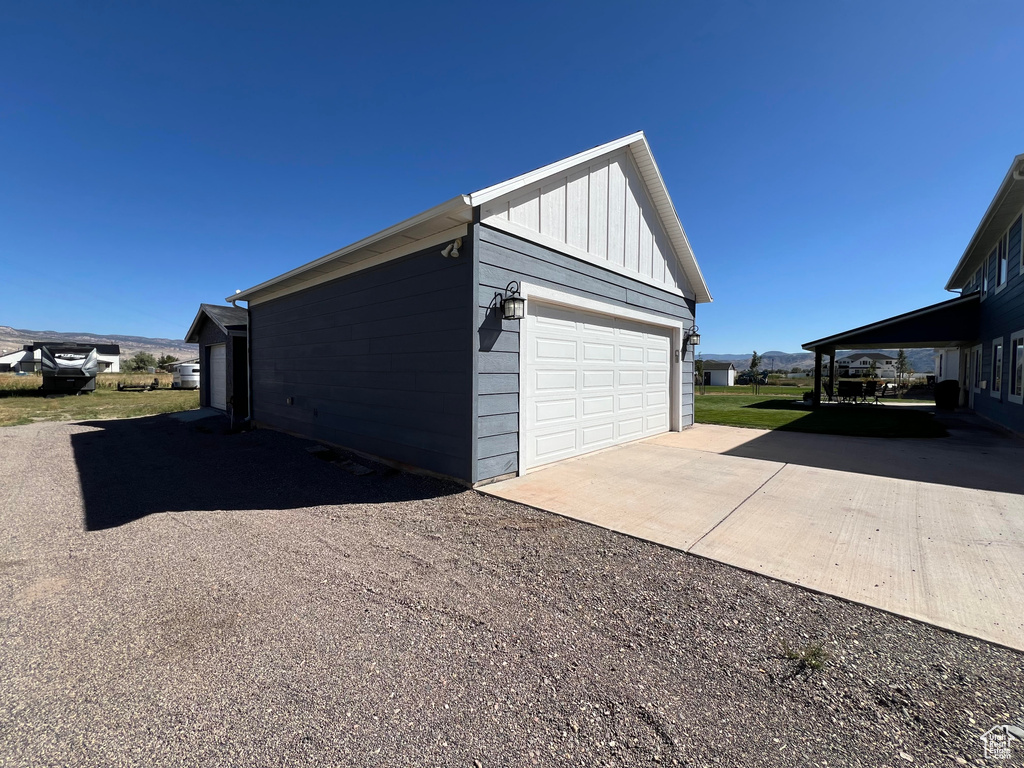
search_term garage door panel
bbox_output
[618,417,644,436]
[535,430,577,460]
[582,395,614,416]
[535,399,576,424]
[618,392,644,411]
[535,369,576,392]
[646,370,667,386]
[582,423,615,447]
[524,301,673,470]
[536,338,576,361]
[646,413,668,430]
[582,342,614,361]
[619,345,644,362]
[582,370,614,389]
[618,370,644,387]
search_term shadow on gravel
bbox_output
[71,413,461,531]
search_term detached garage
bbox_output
[232,132,712,485]
[184,303,249,428]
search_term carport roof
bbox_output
[802,293,980,352]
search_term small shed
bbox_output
[185,304,248,427]
[701,361,735,386]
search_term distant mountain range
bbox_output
[0,326,197,362]
[701,349,938,373]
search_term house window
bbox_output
[991,339,1003,397]
[982,259,989,297]
[938,354,943,378]
[996,235,1008,290]
[973,348,981,392]
[1011,331,1024,405]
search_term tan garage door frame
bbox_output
[517,282,685,475]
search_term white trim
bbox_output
[470,133,646,206]
[247,224,470,306]
[514,281,685,476]
[482,217,690,300]
[991,337,1004,399]
[231,196,472,302]
[1009,330,1024,405]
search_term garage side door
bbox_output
[524,302,671,470]
[209,343,226,410]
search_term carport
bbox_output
[802,293,980,405]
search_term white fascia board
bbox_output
[469,132,712,304]
[230,194,472,303]
[945,154,1024,291]
[468,132,646,206]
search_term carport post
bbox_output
[828,348,836,396]
[813,348,822,407]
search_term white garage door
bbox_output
[524,302,672,470]
[209,343,226,410]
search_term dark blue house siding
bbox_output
[976,215,1024,433]
[250,241,474,480]
[474,224,696,484]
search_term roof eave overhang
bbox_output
[230,195,473,303]
[945,154,1024,291]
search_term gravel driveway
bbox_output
[1,414,1021,767]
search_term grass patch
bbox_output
[695,395,947,438]
[0,385,198,427]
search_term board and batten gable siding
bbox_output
[250,240,474,480]
[196,319,231,413]
[474,224,695,483]
[976,214,1024,433]
[478,150,692,299]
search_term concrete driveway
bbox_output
[482,420,1024,652]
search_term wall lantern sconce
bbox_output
[498,281,526,321]
[684,325,701,346]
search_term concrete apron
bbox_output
[481,426,1024,652]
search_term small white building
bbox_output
[0,342,121,373]
[701,360,736,386]
[836,352,897,379]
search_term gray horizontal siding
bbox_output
[474,224,696,483]
[975,215,1024,433]
[252,241,473,481]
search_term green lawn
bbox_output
[695,395,947,438]
[0,382,198,428]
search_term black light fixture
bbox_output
[684,325,701,346]
[499,281,525,321]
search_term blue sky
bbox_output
[2,2,1022,352]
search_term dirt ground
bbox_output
[1,414,1021,767]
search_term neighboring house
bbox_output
[231,132,712,485]
[184,304,248,428]
[804,152,1024,433]
[701,361,735,386]
[835,352,897,379]
[0,342,120,373]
